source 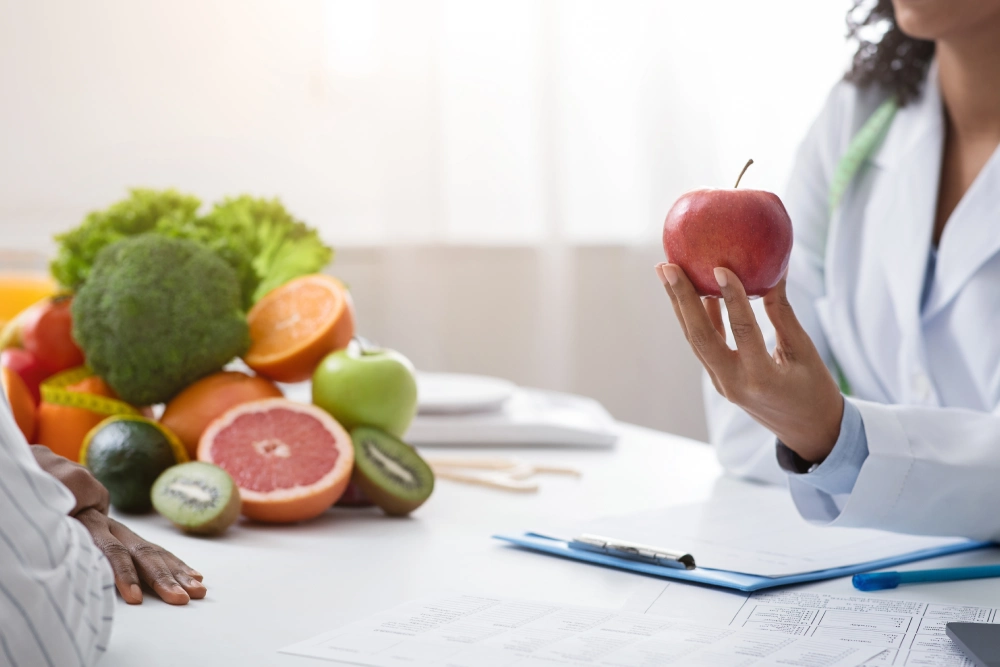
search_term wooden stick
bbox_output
[425,457,518,470]
[426,457,582,478]
[432,469,539,493]
[522,464,582,477]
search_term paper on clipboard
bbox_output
[550,482,971,578]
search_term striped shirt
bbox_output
[0,394,114,667]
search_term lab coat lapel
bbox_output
[867,71,943,345]
[924,144,1000,319]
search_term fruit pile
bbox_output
[1,190,434,537]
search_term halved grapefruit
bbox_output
[198,398,354,523]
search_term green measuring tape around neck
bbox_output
[826,96,898,396]
[828,97,898,215]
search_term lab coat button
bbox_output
[911,372,932,402]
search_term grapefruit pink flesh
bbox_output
[198,398,354,523]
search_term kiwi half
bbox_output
[350,426,434,516]
[151,462,241,536]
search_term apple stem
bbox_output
[734,159,754,189]
[353,335,382,356]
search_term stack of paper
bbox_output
[281,593,885,666]
[625,583,1000,667]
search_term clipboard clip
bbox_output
[568,534,696,570]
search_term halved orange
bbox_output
[244,274,355,383]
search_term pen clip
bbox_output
[569,534,696,570]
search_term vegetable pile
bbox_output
[51,189,333,309]
[0,187,435,537]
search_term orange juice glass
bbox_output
[0,251,57,327]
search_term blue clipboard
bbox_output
[493,533,992,592]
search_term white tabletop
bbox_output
[101,424,1000,666]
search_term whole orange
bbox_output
[161,371,284,459]
[2,366,37,442]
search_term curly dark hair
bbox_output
[845,0,936,105]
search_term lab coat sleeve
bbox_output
[779,399,868,495]
[0,395,116,667]
[791,399,1000,540]
[705,82,856,484]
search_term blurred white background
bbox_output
[0,0,853,439]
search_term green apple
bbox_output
[312,343,418,437]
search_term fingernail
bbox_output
[654,264,666,284]
[662,265,679,286]
[714,267,728,288]
[130,584,142,602]
[190,570,203,579]
[187,578,206,591]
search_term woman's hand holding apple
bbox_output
[656,263,844,465]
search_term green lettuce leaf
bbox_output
[52,189,334,308]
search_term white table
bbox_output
[101,424,1000,666]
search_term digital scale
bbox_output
[281,372,618,449]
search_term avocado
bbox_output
[82,416,187,513]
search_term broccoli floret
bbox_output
[72,236,250,406]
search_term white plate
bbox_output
[407,387,618,448]
[416,372,516,415]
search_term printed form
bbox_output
[626,583,1000,666]
[280,593,884,666]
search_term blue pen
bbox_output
[853,564,1000,591]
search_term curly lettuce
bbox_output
[52,189,334,308]
[198,196,333,304]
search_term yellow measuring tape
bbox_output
[40,367,140,416]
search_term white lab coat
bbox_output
[706,62,1000,541]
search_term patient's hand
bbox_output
[31,445,109,517]
[76,509,206,605]
[31,446,206,605]
[656,263,843,464]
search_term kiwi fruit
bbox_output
[151,462,241,536]
[350,426,434,516]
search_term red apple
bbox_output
[1,348,50,406]
[662,160,792,298]
[21,296,85,374]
